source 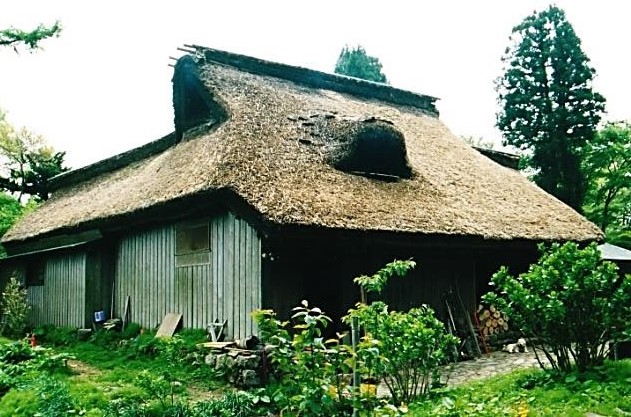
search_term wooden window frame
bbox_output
[175,220,211,267]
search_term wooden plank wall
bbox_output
[115,225,175,329]
[115,213,261,339]
[28,252,87,328]
[84,248,114,326]
[210,212,261,340]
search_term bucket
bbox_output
[94,310,106,323]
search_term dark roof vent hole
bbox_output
[330,121,412,180]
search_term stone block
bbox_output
[242,369,260,387]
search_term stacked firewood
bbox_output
[477,304,509,336]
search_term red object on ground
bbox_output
[30,334,37,347]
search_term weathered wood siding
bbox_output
[115,225,175,329]
[28,252,87,327]
[210,212,261,340]
[114,212,261,339]
[85,247,114,326]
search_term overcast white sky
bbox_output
[1,1,629,169]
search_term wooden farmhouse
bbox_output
[0,46,602,339]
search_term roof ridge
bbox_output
[185,45,439,116]
[49,132,177,192]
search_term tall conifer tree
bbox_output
[496,6,605,211]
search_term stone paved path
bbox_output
[376,350,539,396]
[440,350,539,387]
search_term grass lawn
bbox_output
[0,331,226,416]
[410,359,631,416]
[1,333,630,416]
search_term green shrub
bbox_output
[120,322,142,339]
[1,376,80,417]
[0,387,39,417]
[0,339,34,365]
[253,260,455,415]
[347,302,458,404]
[152,334,216,380]
[347,259,457,405]
[130,332,160,357]
[483,242,631,373]
[0,339,73,396]
[0,277,29,338]
[176,328,207,343]
[90,327,123,347]
[32,377,77,416]
[253,302,355,416]
[103,397,149,417]
[135,369,186,410]
[36,324,79,346]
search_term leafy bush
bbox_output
[120,322,142,339]
[0,339,73,396]
[254,302,413,416]
[0,338,34,365]
[253,260,457,415]
[347,259,457,405]
[103,398,150,417]
[135,369,185,410]
[253,301,355,416]
[35,324,79,346]
[1,339,73,371]
[353,259,416,303]
[32,377,77,416]
[483,242,631,373]
[0,387,39,417]
[0,277,29,338]
[347,301,458,404]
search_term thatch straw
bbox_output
[2,48,603,244]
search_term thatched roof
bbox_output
[473,147,520,170]
[2,46,602,247]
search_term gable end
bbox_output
[172,55,229,141]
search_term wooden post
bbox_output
[351,317,360,417]
[455,283,482,357]
[122,295,130,332]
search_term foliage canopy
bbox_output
[483,242,631,373]
[582,122,631,243]
[496,5,605,211]
[0,193,33,257]
[0,111,68,202]
[0,277,30,338]
[0,21,60,52]
[334,45,388,83]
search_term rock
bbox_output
[227,372,237,384]
[242,369,260,387]
[235,354,260,369]
[204,353,216,366]
[215,353,235,370]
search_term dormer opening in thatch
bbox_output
[172,55,228,141]
[328,119,412,181]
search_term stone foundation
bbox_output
[205,348,264,388]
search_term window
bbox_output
[176,222,210,266]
